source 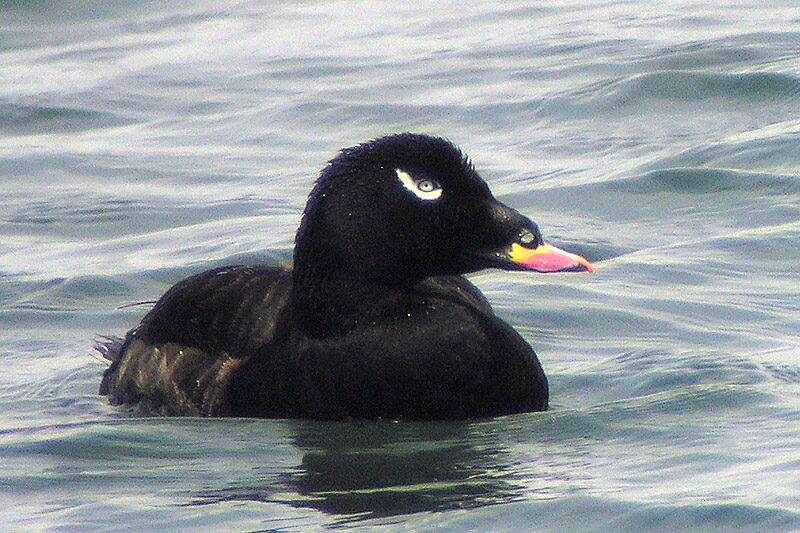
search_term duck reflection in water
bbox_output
[188,419,524,520]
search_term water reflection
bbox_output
[190,418,524,519]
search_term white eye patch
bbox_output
[395,169,442,201]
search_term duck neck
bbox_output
[290,243,411,337]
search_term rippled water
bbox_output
[2,2,800,530]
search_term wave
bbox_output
[537,71,800,121]
[0,102,132,136]
[639,124,800,175]
[600,167,800,195]
[605,71,800,105]
[415,495,800,532]
[522,163,800,207]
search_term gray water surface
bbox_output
[2,2,800,530]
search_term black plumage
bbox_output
[100,133,591,420]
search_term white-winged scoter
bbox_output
[99,133,593,420]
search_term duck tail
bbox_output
[94,335,123,363]
[95,335,124,395]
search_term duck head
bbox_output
[293,133,593,285]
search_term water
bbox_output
[2,1,800,530]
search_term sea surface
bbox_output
[2,1,800,530]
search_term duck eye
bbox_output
[417,179,439,193]
[395,169,443,201]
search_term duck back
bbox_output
[100,265,291,415]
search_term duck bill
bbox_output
[508,242,594,273]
